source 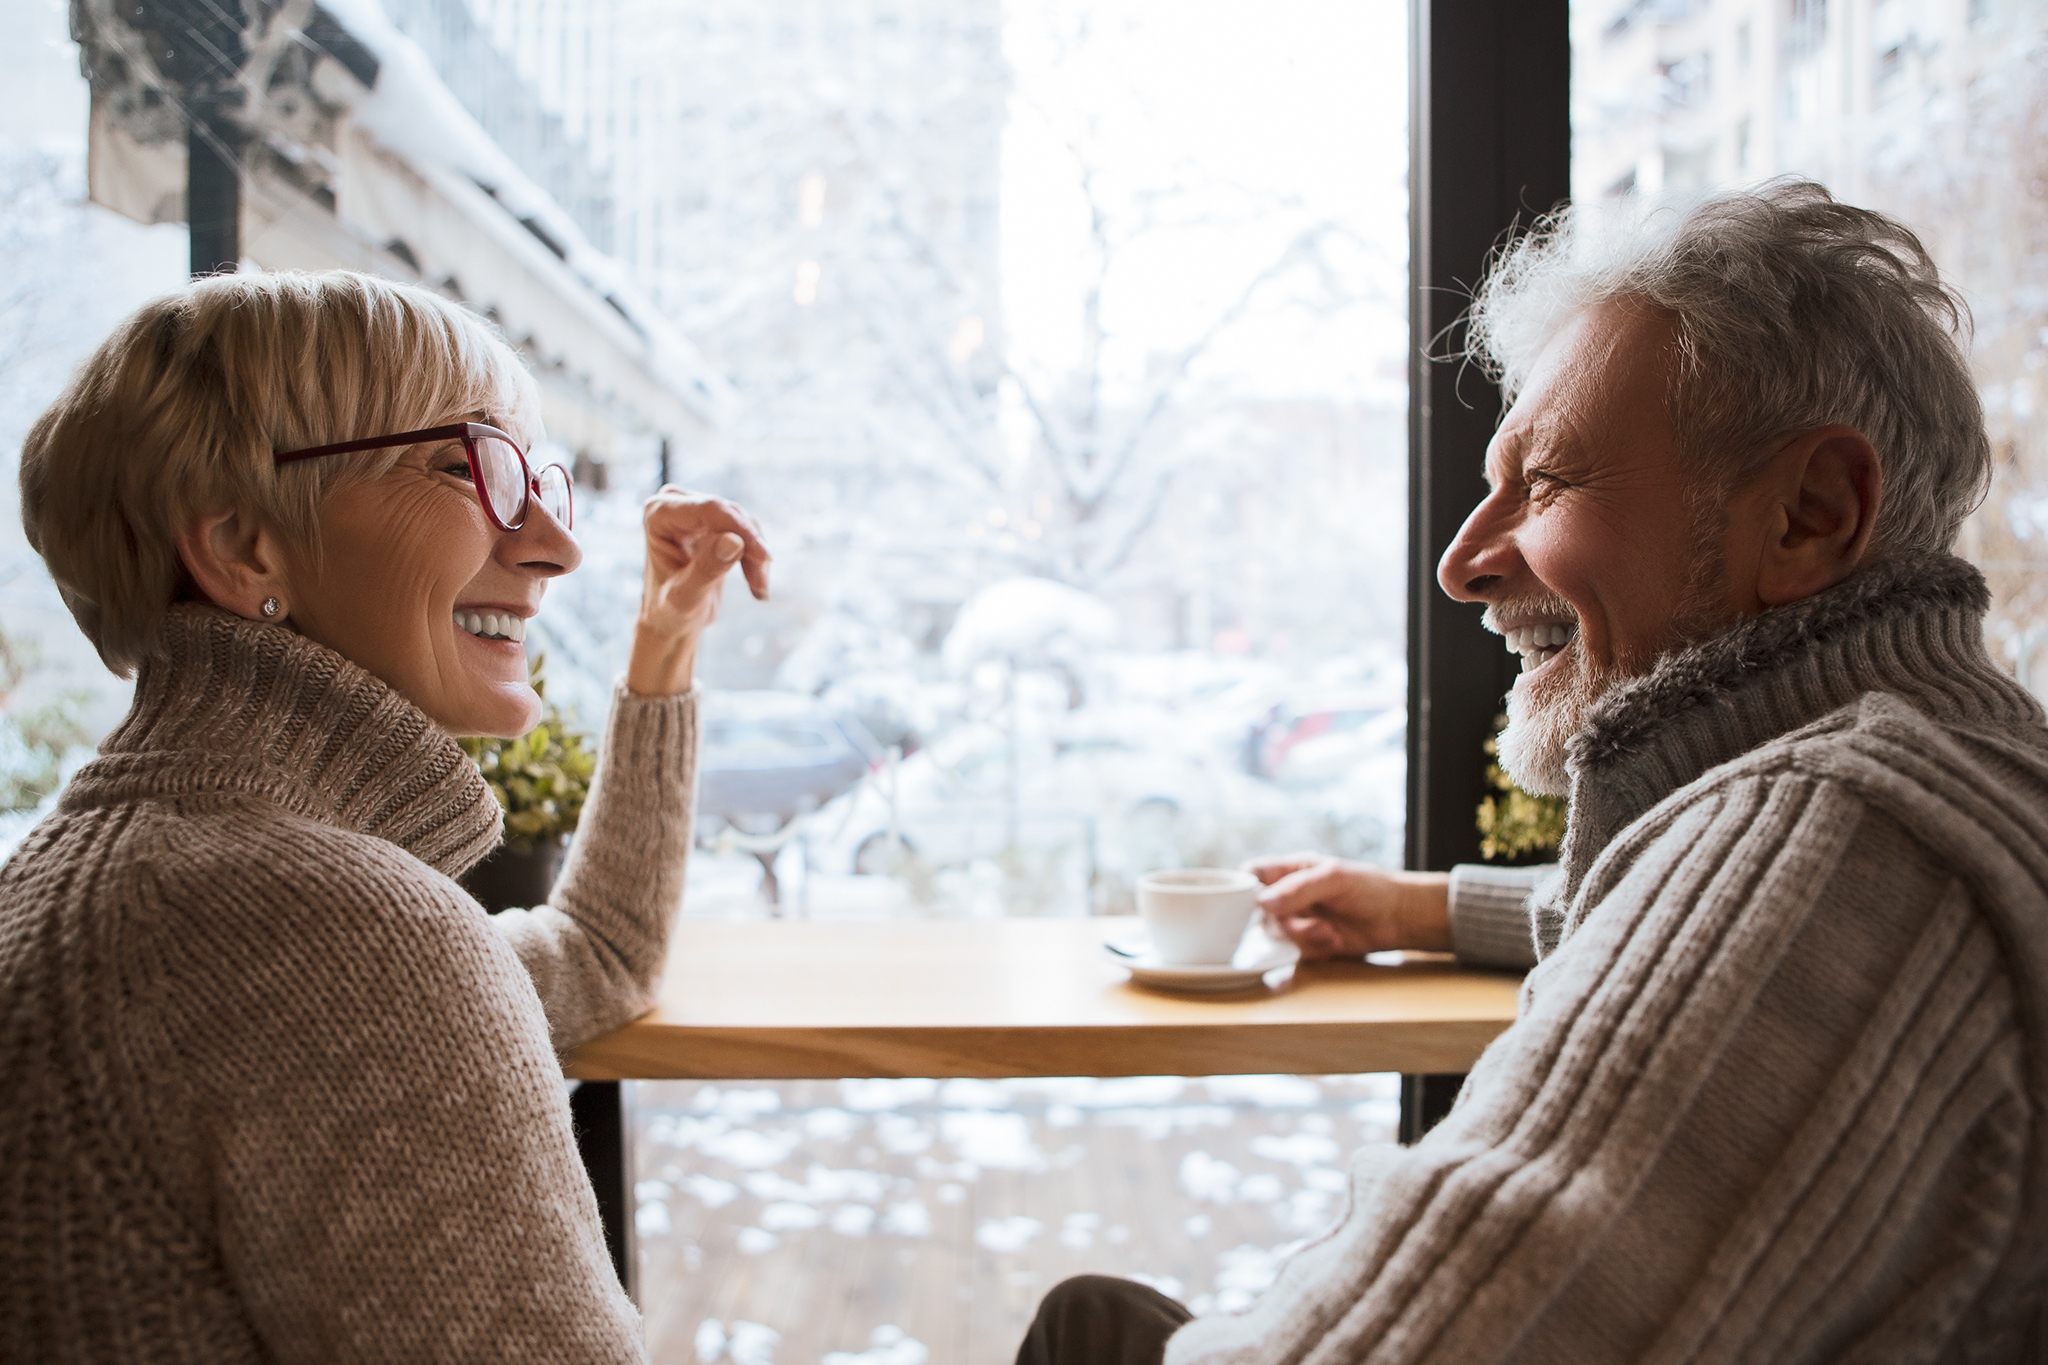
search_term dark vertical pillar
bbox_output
[131,0,252,282]
[1405,0,1572,874]
[1398,1072,1467,1144]
[656,435,671,488]
[570,1080,636,1301]
[187,108,244,279]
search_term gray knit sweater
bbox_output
[0,606,697,1361]
[1169,551,2048,1363]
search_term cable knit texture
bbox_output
[1167,551,2048,1364]
[0,605,698,1362]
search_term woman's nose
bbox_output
[1436,492,1518,603]
[504,502,583,577]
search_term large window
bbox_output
[542,4,1413,1352]
[1571,0,2048,687]
[0,0,1412,903]
[0,0,1413,1356]
[488,0,1414,920]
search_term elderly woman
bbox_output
[1,270,765,1359]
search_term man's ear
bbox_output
[173,508,296,620]
[1753,425,1883,608]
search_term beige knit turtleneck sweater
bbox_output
[0,605,698,1362]
[1169,552,2048,1363]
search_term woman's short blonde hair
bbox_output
[19,270,541,677]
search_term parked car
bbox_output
[810,707,1293,881]
[695,691,884,838]
[1249,689,1405,784]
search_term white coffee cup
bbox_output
[1136,868,1260,965]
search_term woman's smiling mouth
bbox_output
[454,609,527,643]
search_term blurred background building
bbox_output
[72,0,728,474]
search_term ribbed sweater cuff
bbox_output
[607,679,700,745]
[1446,863,1555,971]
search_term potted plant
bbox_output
[1475,712,1566,863]
[458,657,598,913]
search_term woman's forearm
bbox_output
[489,684,699,1052]
[625,620,699,697]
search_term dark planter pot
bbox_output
[460,835,568,914]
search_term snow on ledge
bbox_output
[313,0,736,425]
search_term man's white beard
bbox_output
[1490,536,1729,798]
[1495,650,1608,797]
[1485,590,1629,799]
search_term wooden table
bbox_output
[562,918,1522,1294]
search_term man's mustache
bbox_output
[1481,595,1578,636]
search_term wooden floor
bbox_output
[631,1073,1400,1365]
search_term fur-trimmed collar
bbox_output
[1572,551,1994,769]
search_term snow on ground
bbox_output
[632,1073,1402,1364]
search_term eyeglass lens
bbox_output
[472,434,529,528]
[534,463,574,529]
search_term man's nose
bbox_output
[1436,493,1516,603]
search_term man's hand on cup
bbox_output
[626,487,771,696]
[1245,853,1453,960]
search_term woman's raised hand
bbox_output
[625,487,771,696]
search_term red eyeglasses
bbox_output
[274,423,574,532]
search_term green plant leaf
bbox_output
[1475,712,1567,862]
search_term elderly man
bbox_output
[1016,180,2048,1363]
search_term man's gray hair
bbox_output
[1466,178,1989,555]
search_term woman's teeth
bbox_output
[1504,621,1575,673]
[454,610,525,643]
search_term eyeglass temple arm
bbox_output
[274,423,477,466]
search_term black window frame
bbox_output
[1405,0,1572,873]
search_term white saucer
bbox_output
[1102,929,1301,993]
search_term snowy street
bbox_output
[631,1074,1402,1365]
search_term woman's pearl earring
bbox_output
[261,597,283,619]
